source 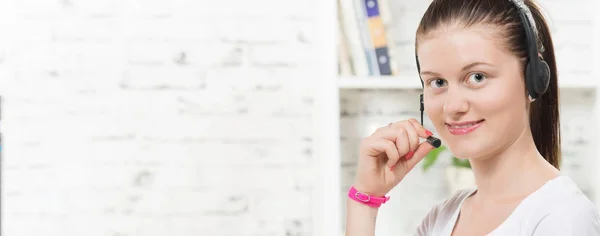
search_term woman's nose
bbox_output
[443,87,470,115]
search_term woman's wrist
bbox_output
[351,183,387,197]
[345,197,379,236]
[347,196,380,214]
[348,185,390,208]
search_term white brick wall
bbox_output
[1,0,321,235]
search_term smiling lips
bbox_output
[446,119,485,135]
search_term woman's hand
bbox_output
[352,118,436,197]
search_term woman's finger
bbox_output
[373,126,411,158]
[404,140,436,170]
[364,137,401,169]
[407,118,433,138]
[399,121,420,155]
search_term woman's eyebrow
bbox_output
[460,61,494,72]
[420,61,493,76]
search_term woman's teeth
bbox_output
[451,124,475,128]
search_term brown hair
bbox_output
[415,0,561,169]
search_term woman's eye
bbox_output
[429,79,447,88]
[468,73,487,84]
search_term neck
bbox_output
[469,126,559,201]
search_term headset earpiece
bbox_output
[511,0,550,101]
[526,56,550,100]
[536,60,550,95]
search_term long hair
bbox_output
[415,0,561,169]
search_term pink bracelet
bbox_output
[348,186,390,208]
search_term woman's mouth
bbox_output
[446,119,485,135]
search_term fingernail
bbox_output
[425,130,433,136]
[405,151,415,160]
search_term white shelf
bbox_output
[338,76,599,90]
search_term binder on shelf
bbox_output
[337,0,397,77]
[354,0,379,76]
[362,0,392,75]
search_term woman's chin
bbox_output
[446,144,480,159]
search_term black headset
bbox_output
[415,0,551,126]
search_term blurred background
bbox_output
[0,0,598,236]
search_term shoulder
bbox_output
[531,176,600,235]
[415,187,476,235]
[532,198,600,235]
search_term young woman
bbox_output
[345,0,600,235]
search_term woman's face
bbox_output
[417,25,530,159]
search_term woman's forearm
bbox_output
[345,199,379,236]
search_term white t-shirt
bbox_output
[415,175,600,235]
